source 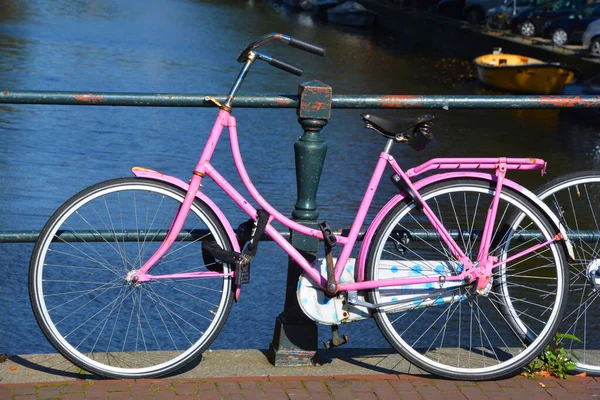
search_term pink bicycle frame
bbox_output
[130,109,564,297]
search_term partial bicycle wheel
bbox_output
[366,178,568,380]
[29,178,235,379]
[535,170,600,375]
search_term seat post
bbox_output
[383,138,395,154]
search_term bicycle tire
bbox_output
[29,178,235,379]
[365,177,568,380]
[535,170,600,375]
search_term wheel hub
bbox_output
[586,259,600,290]
[126,270,141,286]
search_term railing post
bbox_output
[268,80,332,366]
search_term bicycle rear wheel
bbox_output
[366,178,568,380]
[29,178,235,379]
[536,170,600,375]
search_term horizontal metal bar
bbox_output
[0,229,288,243]
[2,229,596,243]
[1,90,599,109]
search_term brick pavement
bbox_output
[1,374,600,399]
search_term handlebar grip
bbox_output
[268,57,304,76]
[288,37,325,57]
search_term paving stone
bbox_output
[504,386,552,399]
[328,386,354,398]
[496,379,521,388]
[37,385,64,398]
[476,381,503,392]
[61,382,86,394]
[217,381,242,394]
[194,390,221,400]
[0,387,13,398]
[347,380,371,392]
[150,381,173,391]
[149,390,177,399]
[415,385,443,399]
[324,379,347,388]
[260,382,285,393]
[372,383,400,400]
[350,392,377,400]
[433,379,461,392]
[441,390,467,399]
[483,391,510,400]
[303,380,327,393]
[459,385,489,400]
[309,394,334,400]
[85,392,110,400]
[284,387,310,398]
[108,392,132,400]
[389,379,417,392]
[560,379,595,394]
[60,393,87,400]
[404,376,432,386]
[264,392,288,400]
[394,390,423,400]
[278,380,304,389]
[11,386,37,396]
[105,381,131,392]
[196,381,217,391]
[514,376,552,393]
[173,383,198,395]
[239,389,268,399]
[128,383,154,396]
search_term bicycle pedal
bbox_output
[323,334,349,350]
[235,261,250,285]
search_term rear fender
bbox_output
[131,167,242,300]
[356,171,572,282]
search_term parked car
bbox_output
[583,18,600,56]
[510,0,586,37]
[542,3,600,45]
[435,0,466,18]
[485,0,551,29]
[464,0,504,25]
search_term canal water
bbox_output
[0,0,598,356]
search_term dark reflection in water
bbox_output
[0,0,598,356]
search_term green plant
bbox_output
[523,333,581,379]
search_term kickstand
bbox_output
[323,325,349,350]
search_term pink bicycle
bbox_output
[29,33,572,380]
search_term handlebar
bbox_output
[257,53,304,76]
[288,37,326,57]
[237,33,325,77]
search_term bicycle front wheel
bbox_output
[29,178,235,379]
[536,170,600,375]
[366,178,568,380]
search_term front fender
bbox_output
[131,167,242,300]
[356,172,572,282]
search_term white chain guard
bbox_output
[298,259,467,323]
[297,258,370,325]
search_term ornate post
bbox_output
[268,81,332,366]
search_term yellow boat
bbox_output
[474,53,578,95]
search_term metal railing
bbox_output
[2,90,600,109]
